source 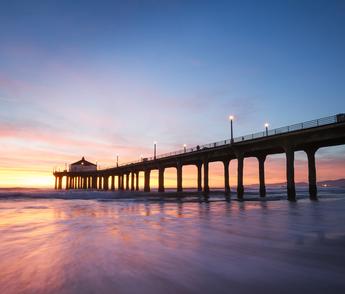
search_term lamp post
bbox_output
[229,115,234,143]
[183,144,187,153]
[153,141,157,160]
[265,123,269,136]
[140,154,143,161]
[116,154,119,167]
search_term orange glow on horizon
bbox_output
[0,146,344,188]
[1,155,345,189]
[0,168,54,188]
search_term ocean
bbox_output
[0,187,345,294]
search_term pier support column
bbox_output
[306,148,318,200]
[144,169,151,192]
[117,174,122,190]
[223,159,230,195]
[177,163,183,192]
[117,175,122,190]
[83,177,87,189]
[117,175,121,190]
[197,162,202,192]
[65,176,69,190]
[54,177,57,190]
[237,155,244,199]
[203,160,209,193]
[126,173,130,190]
[104,176,109,191]
[58,176,62,190]
[258,155,266,197]
[285,148,296,201]
[131,172,135,191]
[111,175,115,191]
[136,172,140,191]
[158,167,165,192]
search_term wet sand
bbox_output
[0,190,345,293]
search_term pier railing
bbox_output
[92,114,340,170]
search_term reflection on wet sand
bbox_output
[1,196,345,294]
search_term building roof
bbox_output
[71,157,96,166]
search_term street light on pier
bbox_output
[183,144,187,153]
[116,154,119,167]
[265,123,269,136]
[140,154,143,161]
[153,141,157,160]
[229,115,234,143]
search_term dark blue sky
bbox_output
[0,0,344,182]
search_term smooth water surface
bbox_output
[0,191,345,294]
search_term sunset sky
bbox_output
[0,0,344,188]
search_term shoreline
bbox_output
[0,188,344,202]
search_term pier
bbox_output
[53,114,345,201]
